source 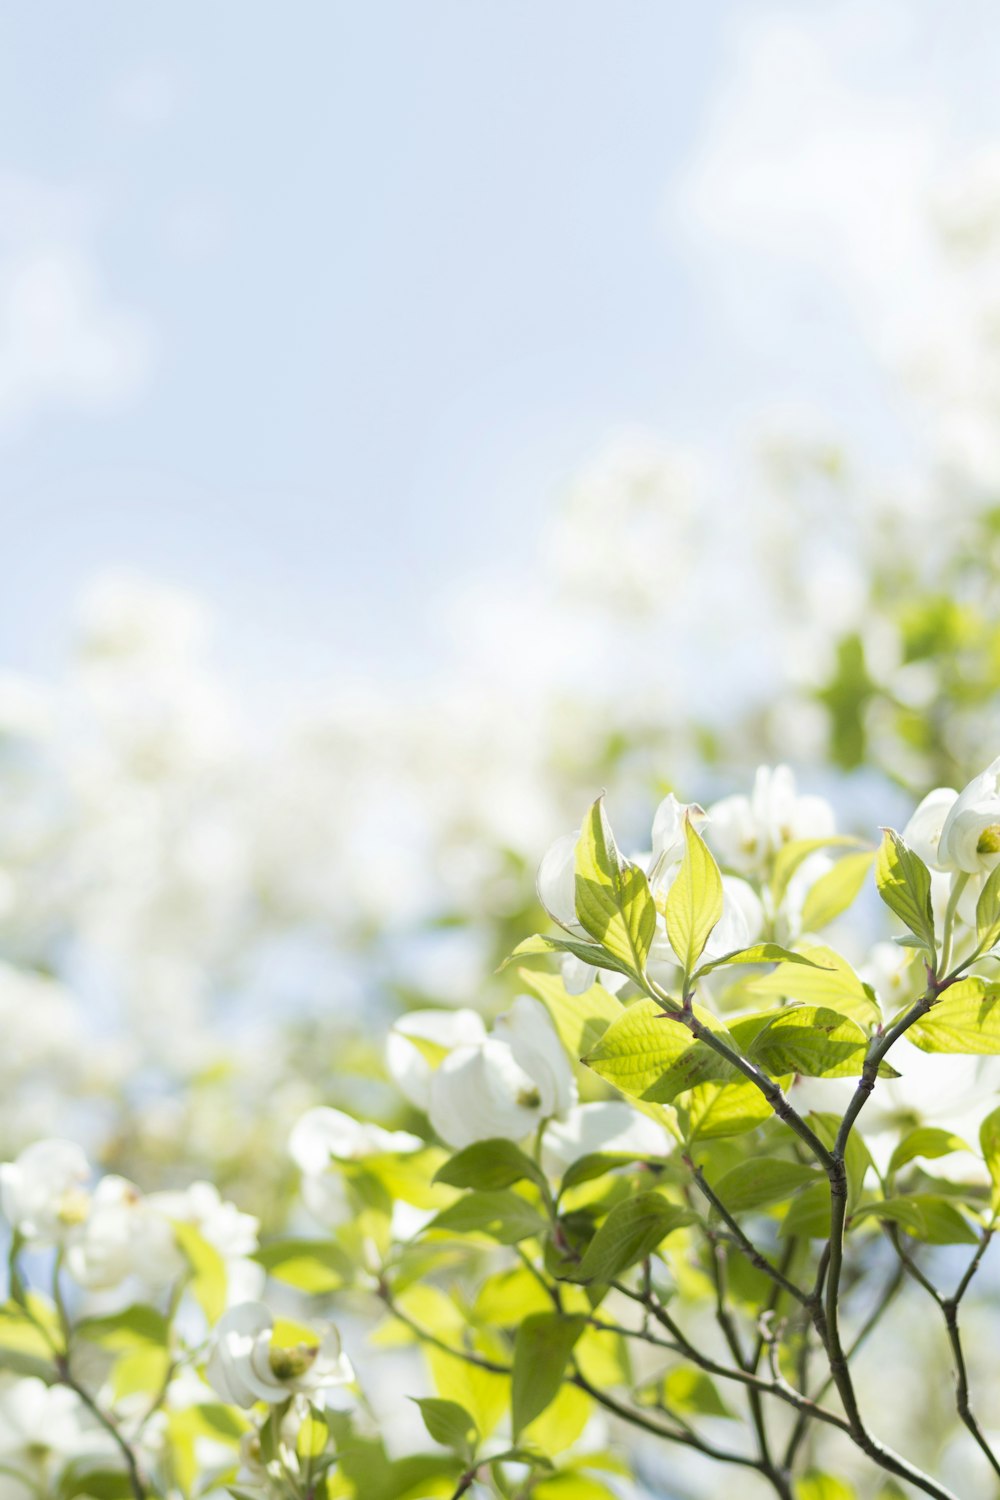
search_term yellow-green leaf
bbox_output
[583,999,736,1104]
[518,968,624,1060]
[665,818,723,976]
[744,945,880,1027]
[800,851,875,932]
[574,797,657,975]
[875,829,935,954]
[906,978,1000,1054]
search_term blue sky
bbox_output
[2,1,999,694]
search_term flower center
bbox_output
[269,1342,319,1381]
[977,824,1000,854]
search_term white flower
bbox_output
[938,758,1000,873]
[536,832,583,932]
[429,996,577,1149]
[560,953,628,996]
[289,1108,422,1171]
[0,1376,111,1484]
[205,1302,352,1409]
[385,1008,488,1111]
[146,1180,260,1261]
[66,1176,183,1290]
[0,1140,90,1244]
[903,787,959,871]
[493,996,577,1117]
[709,766,836,874]
[541,1102,672,1175]
[289,1107,423,1229]
[650,794,706,872]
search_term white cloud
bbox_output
[673,1,974,360]
[0,175,154,433]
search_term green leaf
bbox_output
[560,1153,660,1194]
[75,1305,168,1352]
[574,797,657,975]
[411,1397,478,1452]
[665,817,723,976]
[852,1194,979,1244]
[574,1192,691,1282]
[779,1183,832,1240]
[977,864,1000,954]
[875,829,935,954]
[511,1313,586,1436]
[424,1190,548,1245]
[980,1105,1000,1214]
[707,1158,819,1215]
[434,1139,547,1193]
[772,836,862,904]
[694,944,828,978]
[518,968,624,1059]
[173,1220,227,1324]
[800,851,876,932]
[683,1080,777,1141]
[744,945,880,1027]
[58,1461,136,1499]
[736,1006,879,1080]
[535,1476,619,1500]
[659,1367,734,1419]
[795,1471,858,1500]
[583,999,736,1104]
[500,933,634,980]
[254,1239,355,1294]
[906,978,1000,1053]
[889,1128,969,1178]
[0,1298,60,1378]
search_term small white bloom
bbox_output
[205,1302,352,1409]
[903,787,959,871]
[536,832,582,932]
[289,1108,422,1172]
[429,997,577,1149]
[146,1181,259,1261]
[650,795,706,872]
[493,996,577,1119]
[386,1008,488,1111]
[0,1140,91,1244]
[289,1107,422,1229]
[541,1102,672,1175]
[938,758,1000,873]
[560,953,628,996]
[0,1376,108,1472]
[709,766,835,874]
[66,1176,183,1290]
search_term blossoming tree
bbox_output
[6,762,1000,1498]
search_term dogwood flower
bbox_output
[205,1302,352,1408]
[65,1176,183,1290]
[708,765,836,875]
[146,1180,260,1261]
[429,995,576,1149]
[289,1107,423,1228]
[650,793,706,873]
[385,1008,488,1111]
[904,787,959,870]
[541,1101,672,1175]
[0,1376,111,1483]
[536,831,584,932]
[938,757,1000,873]
[0,1139,91,1243]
